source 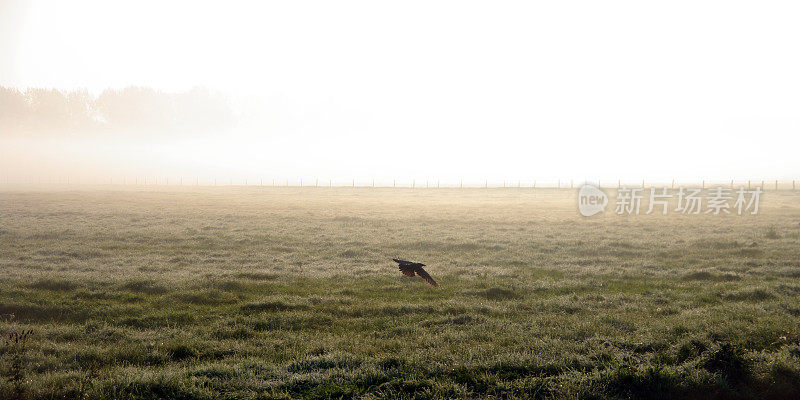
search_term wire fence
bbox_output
[2,177,799,191]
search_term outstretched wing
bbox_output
[393,258,413,265]
[415,266,438,287]
[398,264,416,277]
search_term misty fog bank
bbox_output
[2,85,798,184]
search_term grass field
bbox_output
[1,186,799,399]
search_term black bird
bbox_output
[393,258,438,287]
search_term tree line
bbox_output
[0,86,235,135]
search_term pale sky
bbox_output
[1,0,799,184]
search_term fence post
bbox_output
[761,180,764,190]
[775,180,778,190]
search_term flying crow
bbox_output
[393,258,438,287]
